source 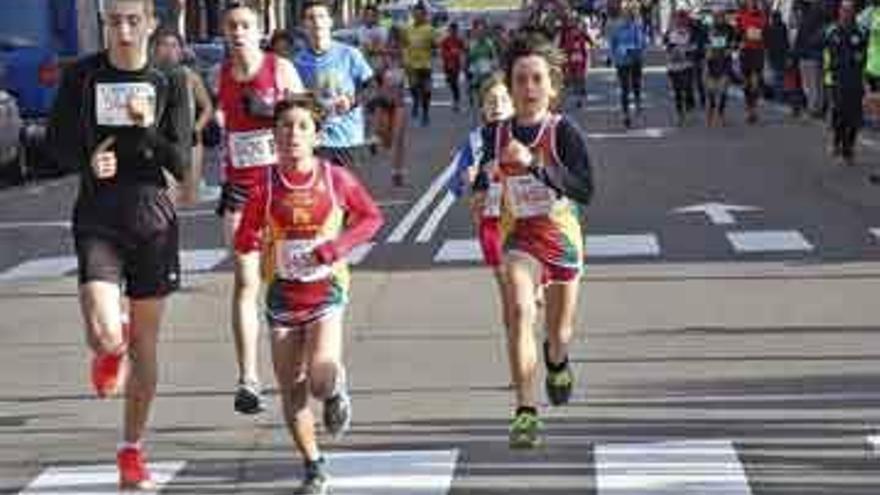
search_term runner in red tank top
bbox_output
[215,1,303,416]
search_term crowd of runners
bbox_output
[41,0,880,492]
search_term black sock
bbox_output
[543,340,569,372]
[516,406,538,417]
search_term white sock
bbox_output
[117,440,142,452]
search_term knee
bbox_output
[507,297,536,329]
[308,360,340,399]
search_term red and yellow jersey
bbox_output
[490,115,584,272]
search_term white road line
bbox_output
[587,234,661,257]
[581,104,657,113]
[435,234,663,263]
[589,127,672,139]
[18,461,185,495]
[180,249,229,272]
[347,242,375,265]
[0,256,77,281]
[434,238,482,263]
[0,220,70,230]
[323,449,458,493]
[870,228,880,241]
[727,230,814,254]
[868,434,880,456]
[415,191,457,243]
[595,439,753,495]
[590,65,668,76]
[386,163,456,244]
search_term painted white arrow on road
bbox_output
[673,202,761,225]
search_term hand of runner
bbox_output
[90,136,117,179]
[333,94,355,114]
[469,191,487,226]
[501,139,534,172]
[127,94,155,127]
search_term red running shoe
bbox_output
[117,446,155,490]
[90,322,130,398]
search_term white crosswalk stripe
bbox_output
[434,234,662,263]
[595,439,753,495]
[0,256,78,281]
[18,461,185,494]
[871,228,880,241]
[726,230,814,254]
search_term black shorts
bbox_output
[315,146,367,169]
[409,68,432,92]
[74,189,180,299]
[740,49,765,78]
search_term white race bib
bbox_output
[275,239,333,282]
[483,182,502,218]
[710,35,728,49]
[228,130,277,169]
[505,174,556,218]
[473,59,494,76]
[95,82,156,127]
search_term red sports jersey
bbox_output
[736,9,767,51]
[218,53,282,189]
[440,35,466,74]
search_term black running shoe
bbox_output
[295,458,328,495]
[234,380,264,415]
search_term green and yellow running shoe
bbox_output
[509,410,543,449]
[544,341,574,406]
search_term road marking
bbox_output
[180,249,228,272]
[435,234,662,262]
[590,65,668,76]
[18,461,185,494]
[0,256,77,281]
[871,228,880,241]
[673,202,761,226]
[0,220,70,230]
[582,104,657,113]
[595,439,753,495]
[347,242,375,265]
[435,238,482,263]
[415,191,457,243]
[587,234,661,257]
[323,449,458,493]
[386,163,456,244]
[726,230,814,254]
[589,127,672,139]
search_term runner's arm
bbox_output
[144,68,192,181]
[189,67,214,136]
[314,167,384,264]
[471,123,498,193]
[45,63,88,176]
[530,117,594,205]
[277,56,305,95]
[234,181,268,254]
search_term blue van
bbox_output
[0,0,79,120]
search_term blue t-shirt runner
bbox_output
[294,41,374,166]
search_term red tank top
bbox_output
[218,53,280,188]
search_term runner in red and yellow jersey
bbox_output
[474,33,594,449]
[235,94,383,494]
[216,1,304,415]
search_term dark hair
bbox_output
[503,32,565,108]
[152,28,184,48]
[274,92,327,130]
[302,0,333,16]
[223,0,259,15]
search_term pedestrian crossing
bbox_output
[12,436,880,494]
[0,226,878,282]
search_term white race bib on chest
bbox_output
[95,82,156,127]
[275,238,333,282]
[229,130,277,169]
[505,174,556,218]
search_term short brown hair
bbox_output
[479,72,507,103]
[274,92,327,130]
[503,32,565,107]
[104,0,154,17]
[302,0,333,17]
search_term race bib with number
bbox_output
[229,130,277,169]
[483,182,502,218]
[473,59,494,76]
[95,82,156,127]
[275,239,333,282]
[505,174,556,218]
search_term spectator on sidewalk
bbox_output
[825,0,868,166]
[794,0,827,117]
